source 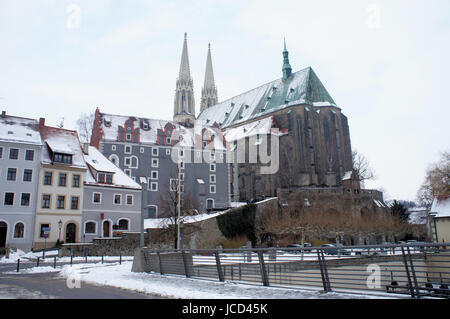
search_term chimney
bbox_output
[82,143,90,155]
[39,118,45,128]
[1,111,5,118]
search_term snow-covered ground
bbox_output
[1,259,399,299]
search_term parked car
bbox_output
[285,243,313,253]
[321,244,351,256]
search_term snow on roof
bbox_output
[430,196,450,218]
[223,116,282,142]
[0,115,42,145]
[342,171,353,181]
[197,67,337,129]
[84,146,141,190]
[407,207,429,225]
[40,126,87,169]
[99,112,226,150]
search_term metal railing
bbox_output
[140,242,450,298]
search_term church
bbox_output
[91,33,387,218]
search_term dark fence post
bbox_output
[119,251,122,265]
[257,251,269,287]
[53,256,57,268]
[407,247,421,298]
[317,249,331,292]
[16,258,20,272]
[157,251,164,275]
[401,246,416,298]
[101,255,104,264]
[37,257,40,267]
[181,251,190,278]
[214,251,224,282]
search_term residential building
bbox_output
[0,111,42,252]
[82,145,142,241]
[33,119,87,249]
[429,195,450,243]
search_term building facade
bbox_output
[33,119,87,249]
[82,145,142,242]
[0,112,42,252]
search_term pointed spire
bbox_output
[201,43,218,113]
[174,33,195,123]
[203,43,216,88]
[282,38,292,80]
[179,32,192,81]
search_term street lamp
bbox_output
[58,220,62,244]
[139,177,148,248]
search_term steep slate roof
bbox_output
[84,146,141,190]
[0,115,42,145]
[430,195,450,218]
[40,126,87,169]
[197,66,336,129]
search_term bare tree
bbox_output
[76,112,95,144]
[352,149,376,182]
[157,165,201,248]
[417,151,450,207]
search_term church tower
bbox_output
[200,43,218,112]
[282,38,292,80]
[174,33,196,123]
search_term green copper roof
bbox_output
[197,66,336,128]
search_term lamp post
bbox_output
[176,178,182,250]
[57,220,62,244]
[139,177,148,248]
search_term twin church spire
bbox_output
[173,33,218,123]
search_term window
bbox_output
[0,147,3,158]
[23,169,32,182]
[98,172,105,183]
[210,152,215,160]
[152,158,159,168]
[25,150,34,161]
[166,149,170,155]
[93,192,101,204]
[125,157,131,166]
[124,145,131,154]
[210,174,216,183]
[126,133,132,141]
[9,148,19,160]
[206,199,214,210]
[140,147,144,154]
[13,223,24,238]
[42,195,51,208]
[152,147,159,156]
[179,149,184,157]
[59,173,67,186]
[105,174,113,184]
[111,145,116,151]
[209,185,216,194]
[124,169,131,176]
[71,196,79,210]
[7,168,17,181]
[210,163,216,172]
[85,222,96,234]
[113,194,122,205]
[179,173,184,181]
[44,172,52,185]
[56,196,65,209]
[118,219,129,231]
[151,171,158,180]
[72,175,80,187]
[126,195,133,205]
[4,192,14,205]
[39,224,50,238]
[53,153,72,164]
[21,193,30,206]
[179,161,184,170]
[166,137,171,144]
[150,182,158,192]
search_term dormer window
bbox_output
[53,153,72,164]
[97,172,113,184]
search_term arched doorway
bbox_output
[0,222,7,248]
[103,220,111,237]
[65,223,77,243]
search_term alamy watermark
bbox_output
[66,3,81,30]
[168,121,280,175]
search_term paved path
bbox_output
[0,272,165,299]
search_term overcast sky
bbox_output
[1,0,449,202]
